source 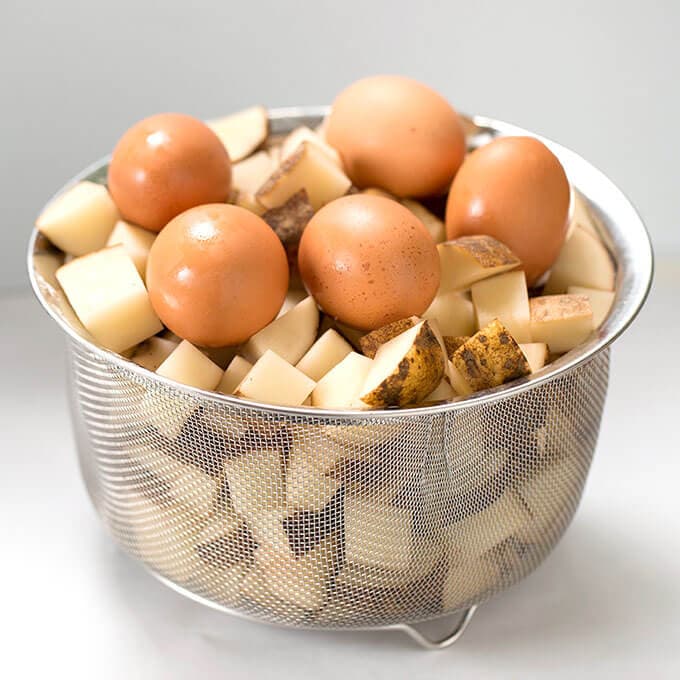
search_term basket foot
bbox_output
[392,606,477,650]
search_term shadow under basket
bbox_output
[28,108,652,649]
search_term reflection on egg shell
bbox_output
[445,136,570,286]
[298,194,440,330]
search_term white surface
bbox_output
[2,0,680,290]
[2,260,679,678]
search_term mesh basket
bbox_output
[29,108,652,646]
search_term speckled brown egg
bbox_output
[108,113,232,232]
[445,136,570,286]
[146,204,288,346]
[298,194,440,330]
[325,75,466,198]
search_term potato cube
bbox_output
[442,557,502,611]
[401,199,446,243]
[56,245,163,352]
[471,270,531,343]
[345,494,413,571]
[241,296,319,365]
[437,236,521,293]
[530,295,594,354]
[234,350,316,406]
[423,290,476,337]
[296,329,353,381]
[359,316,420,359]
[231,150,277,195]
[36,181,119,256]
[519,342,550,373]
[256,142,351,211]
[217,356,253,395]
[208,106,268,162]
[156,340,223,391]
[311,352,373,409]
[105,219,156,279]
[567,286,615,327]
[281,126,342,166]
[131,336,179,372]
[544,226,615,293]
[424,377,455,402]
[285,442,342,512]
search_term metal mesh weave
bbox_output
[67,340,609,629]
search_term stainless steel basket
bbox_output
[28,108,653,649]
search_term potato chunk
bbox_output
[449,319,530,396]
[423,290,476,337]
[231,150,277,195]
[131,335,178,372]
[36,181,119,256]
[56,245,163,352]
[519,342,550,373]
[216,356,253,395]
[281,126,342,166]
[156,340,224,391]
[567,286,615,327]
[529,294,594,354]
[296,329,353,381]
[401,199,446,243]
[105,219,156,279]
[256,142,351,211]
[208,106,268,162]
[359,321,445,408]
[312,352,373,409]
[358,316,420,359]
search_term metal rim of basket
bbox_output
[27,106,654,419]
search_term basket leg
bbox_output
[392,606,477,650]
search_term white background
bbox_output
[2,1,679,677]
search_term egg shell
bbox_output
[326,75,466,198]
[445,136,570,286]
[298,194,440,331]
[146,204,289,347]
[108,113,232,232]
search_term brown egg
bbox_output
[146,204,288,346]
[298,194,440,330]
[108,113,232,232]
[325,75,466,198]
[445,136,570,286]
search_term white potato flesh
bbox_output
[471,270,532,343]
[311,352,373,409]
[423,290,476,337]
[519,342,550,373]
[281,126,342,166]
[231,150,277,195]
[256,141,351,211]
[208,106,268,162]
[285,443,342,512]
[401,199,446,243]
[216,356,253,395]
[567,286,615,327]
[36,181,119,256]
[234,350,316,406]
[241,296,319,365]
[276,288,308,318]
[131,336,179,372]
[156,340,223,391]
[424,377,455,402]
[296,329,353,382]
[105,219,156,279]
[442,557,502,611]
[530,295,594,354]
[544,226,615,293]
[56,245,163,352]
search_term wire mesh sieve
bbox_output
[28,108,652,646]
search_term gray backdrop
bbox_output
[2,0,677,291]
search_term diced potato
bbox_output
[281,126,342,166]
[442,557,502,612]
[156,340,223,391]
[285,443,342,512]
[359,316,420,359]
[195,509,256,571]
[345,494,413,571]
[442,335,469,359]
[231,150,277,195]
[241,296,319,365]
[256,142,351,211]
[312,352,373,409]
[360,321,445,408]
[530,295,594,354]
[224,447,285,518]
[567,286,615,327]
[36,181,119,256]
[234,350,316,406]
[55,245,163,352]
[217,356,253,395]
[438,236,521,293]
[423,290,476,337]
[544,226,615,293]
[401,199,446,243]
[105,219,156,279]
[296,329,353,381]
[450,320,530,396]
[276,288,308,318]
[570,188,600,238]
[471,270,532,343]
[332,319,365,350]
[208,106,268,162]
[233,190,266,215]
[424,377,455,402]
[131,336,179,372]
[362,187,394,199]
[197,344,238,370]
[519,342,550,373]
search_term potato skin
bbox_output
[360,322,445,408]
[359,316,420,359]
[443,335,470,359]
[451,319,530,394]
